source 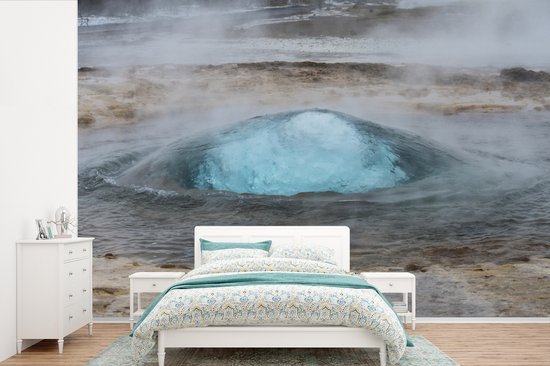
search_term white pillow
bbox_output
[270,244,336,265]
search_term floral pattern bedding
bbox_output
[131,257,407,365]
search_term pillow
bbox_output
[269,244,336,265]
[199,239,272,264]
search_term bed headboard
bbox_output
[194,226,350,271]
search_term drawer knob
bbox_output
[152,283,157,287]
[69,251,73,255]
[69,272,73,276]
[83,268,87,272]
[389,282,394,287]
[69,316,73,320]
[83,289,87,293]
[69,294,73,298]
[83,248,87,252]
[83,309,87,313]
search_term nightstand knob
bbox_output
[69,316,73,319]
[69,294,73,298]
[152,283,157,287]
[389,282,394,287]
[69,251,73,254]
[69,272,73,276]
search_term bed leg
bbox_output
[379,345,387,366]
[158,331,166,366]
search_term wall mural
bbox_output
[78,0,550,317]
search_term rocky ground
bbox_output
[93,252,550,317]
[79,63,550,129]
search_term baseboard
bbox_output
[92,317,550,324]
[417,317,550,323]
[93,317,129,323]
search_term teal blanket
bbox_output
[130,272,413,346]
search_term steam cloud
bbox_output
[78,0,550,68]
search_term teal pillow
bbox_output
[200,239,272,252]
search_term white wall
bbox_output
[0,1,77,361]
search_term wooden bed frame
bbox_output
[157,226,387,366]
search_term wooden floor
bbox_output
[2,323,549,365]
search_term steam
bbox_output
[79,0,550,68]
[397,0,459,9]
[383,0,550,68]
[78,0,550,181]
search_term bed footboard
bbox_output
[157,326,387,366]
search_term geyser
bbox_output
[116,109,452,196]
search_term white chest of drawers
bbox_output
[16,237,94,353]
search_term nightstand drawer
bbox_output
[364,277,413,293]
[132,278,176,293]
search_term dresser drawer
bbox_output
[132,277,178,293]
[63,304,85,336]
[365,277,413,293]
[80,302,92,324]
[64,242,91,262]
[64,283,91,306]
[63,259,90,281]
[63,260,91,306]
[62,285,91,337]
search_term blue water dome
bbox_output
[193,109,407,196]
[114,109,451,196]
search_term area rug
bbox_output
[87,335,458,366]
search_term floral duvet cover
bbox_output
[131,257,407,364]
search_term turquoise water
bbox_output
[195,110,408,195]
[114,110,452,196]
[79,110,550,269]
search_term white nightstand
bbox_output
[129,271,185,329]
[360,272,416,330]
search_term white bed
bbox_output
[155,226,389,366]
